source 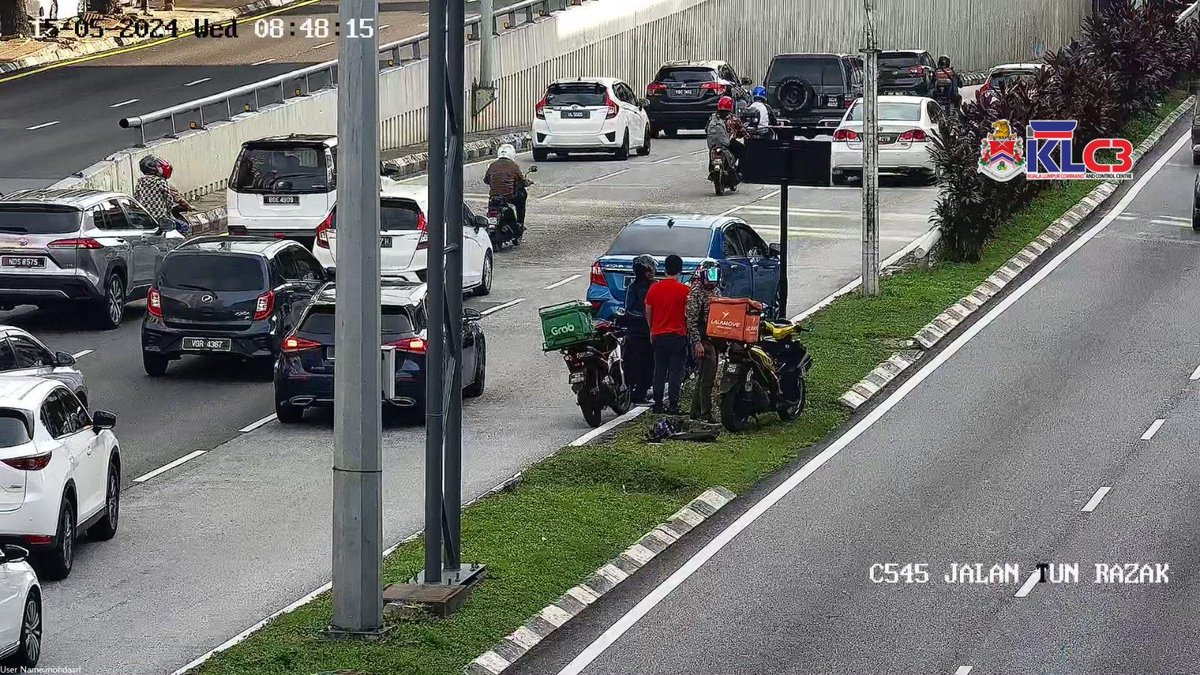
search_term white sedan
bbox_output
[0,543,39,669]
[830,95,945,185]
[312,179,494,296]
[532,77,652,161]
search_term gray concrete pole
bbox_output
[444,0,466,571]
[479,0,495,88]
[424,0,448,585]
[861,0,880,297]
[331,0,382,634]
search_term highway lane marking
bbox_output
[379,24,391,29]
[25,121,59,131]
[570,405,649,447]
[0,0,322,85]
[737,205,930,220]
[955,668,973,675]
[1190,363,1200,380]
[1140,418,1165,440]
[719,188,782,217]
[554,130,1195,675]
[544,274,581,290]
[1014,570,1040,598]
[311,41,336,51]
[251,58,276,66]
[651,149,707,165]
[239,414,277,433]
[1082,487,1111,512]
[480,298,524,316]
[184,78,212,87]
[71,349,93,359]
[538,169,631,201]
[110,98,140,108]
[133,450,206,483]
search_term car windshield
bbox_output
[0,205,82,235]
[657,68,717,83]
[766,57,841,86]
[607,225,713,258]
[329,199,423,232]
[230,144,330,194]
[846,101,923,122]
[300,306,416,335]
[159,254,265,292]
[0,410,31,448]
[989,70,1038,88]
[545,83,607,107]
[880,53,922,69]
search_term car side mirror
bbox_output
[639,98,650,108]
[768,242,782,258]
[527,165,538,173]
[324,266,336,281]
[54,351,75,367]
[463,308,482,321]
[0,544,29,564]
[92,410,117,432]
[474,215,488,231]
[741,77,753,86]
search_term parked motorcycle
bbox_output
[709,146,740,196]
[560,317,631,427]
[718,319,812,432]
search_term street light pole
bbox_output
[330,0,382,636]
[443,0,466,572]
[861,0,880,297]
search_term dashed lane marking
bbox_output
[71,349,93,359]
[480,298,524,316]
[1082,487,1111,513]
[133,450,206,483]
[544,274,581,290]
[26,121,59,130]
[1140,419,1165,440]
[239,414,277,433]
[110,99,140,108]
[183,77,211,87]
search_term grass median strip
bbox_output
[192,91,1188,675]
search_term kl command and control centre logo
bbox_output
[979,120,1134,182]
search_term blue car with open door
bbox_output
[587,214,783,320]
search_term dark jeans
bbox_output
[624,336,654,403]
[652,333,688,410]
[691,342,718,420]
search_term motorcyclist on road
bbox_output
[685,258,722,423]
[744,86,776,138]
[133,155,192,236]
[706,96,747,167]
[484,143,532,226]
[933,55,962,109]
[621,254,658,405]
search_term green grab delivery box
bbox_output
[539,300,597,351]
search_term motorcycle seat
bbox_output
[762,321,797,341]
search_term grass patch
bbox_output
[194,92,1189,675]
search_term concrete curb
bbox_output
[838,94,1196,411]
[381,131,534,180]
[463,487,737,675]
[0,0,302,76]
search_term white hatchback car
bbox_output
[830,95,945,185]
[312,180,494,296]
[0,378,119,581]
[532,77,652,161]
[0,542,40,669]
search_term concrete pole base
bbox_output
[385,563,487,618]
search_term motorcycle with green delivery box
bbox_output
[539,300,632,427]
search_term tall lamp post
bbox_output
[861,0,881,297]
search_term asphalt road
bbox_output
[506,119,1200,675]
[21,138,940,673]
[0,0,518,195]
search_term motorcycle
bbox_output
[560,317,631,427]
[485,165,536,248]
[717,319,812,432]
[709,146,740,196]
[932,70,959,117]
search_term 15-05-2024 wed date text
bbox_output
[869,562,1170,585]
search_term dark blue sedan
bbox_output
[587,214,783,320]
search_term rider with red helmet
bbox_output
[706,95,747,166]
[133,155,192,236]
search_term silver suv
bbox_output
[0,189,181,329]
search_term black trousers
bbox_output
[624,336,654,402]
[652,334,688,409]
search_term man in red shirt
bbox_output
[643,254,690,414]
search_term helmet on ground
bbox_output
[752,86,768,101]
[139,155,172,179]
[717,96,735,113]
[695,258,721,287]
[497,143,517,161]
[937,55,951,69]
[633,254,657,279]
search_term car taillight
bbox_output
[535,96,547,119]
[844,97,855,108]
[47,238,102,249]
[391,337,426,353]
[978,81,989,99]
[22,535,52,546]
[833,128,859,141]
[590,262,606,287]
[253,290,274,321]
[899,129,928,142]
[2,453,50,471]
[282,335,321,352]
[315,212,334,249]
[701,82,725,92]
[605,94,619,119]
[646,82,667,96]
[147,287,162,318]
[416,212,428,251]
[908,65,925,76]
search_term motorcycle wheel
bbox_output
[719,391,751,432]
[713,174,724,196]
[609,364,632,415]
[581,401,603,428]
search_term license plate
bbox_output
[182,337,231,351]
[263,195,299,205]
[879,134,896,144]
[569,372,585,384]
[1,256,45,268]
[487,216,498,225]
[380,237,392,248]
[675,89,695,96]
[563,110,589,119]
[327,346,335,361]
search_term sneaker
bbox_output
[651,403,664,414]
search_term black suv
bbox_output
[644,60,754,136]
[141,236,331,377]
[764,53,862,131]
[878,50,937,96]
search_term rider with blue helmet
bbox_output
[746,85,775,137]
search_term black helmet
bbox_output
[633,254,657,279]
[139,155,170,178]
[937,55,951,69]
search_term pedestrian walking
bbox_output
[643,254,690,414]
[686,258,721,422]
[620,254,657,405]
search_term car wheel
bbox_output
[636,127,652,156]
[275,399,304,424]
[142,352,169,377]
[1193,150,1200,166]
[615,131,631,160]
[463,336,486,398]
[94,272,124,330]
[89,461,120,541]
[533,148,549,162]
[474,252,493,297]
[38,497,74,581]
[2,592,41,669]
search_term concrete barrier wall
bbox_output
[58,0,1089,197]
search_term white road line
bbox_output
[738,205,931,220]
[955,667,973,675]
[570,406,649,447]
[538,169,630,201]
[71,349,93,359]
[250,58,275,66]
[1082,487,1111,512]
[379,24,390,29]
[1140,418,1165,440]
[311,41,335,50]
[1190,363,1200,380]
[183,77,211,87]
[480,298,524,316]
[110,98,140,108]
[544,274,581,290]
[1014,570,1040,598]
[133,450,206,484]
[719,188,787,217]
[555,130,1194,675]
[25,121,59,130]
[239,414,276,433]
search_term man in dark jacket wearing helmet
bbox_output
[621,254,657,404]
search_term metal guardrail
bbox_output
[118,0,589,144]
[1179,0,1199,24]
